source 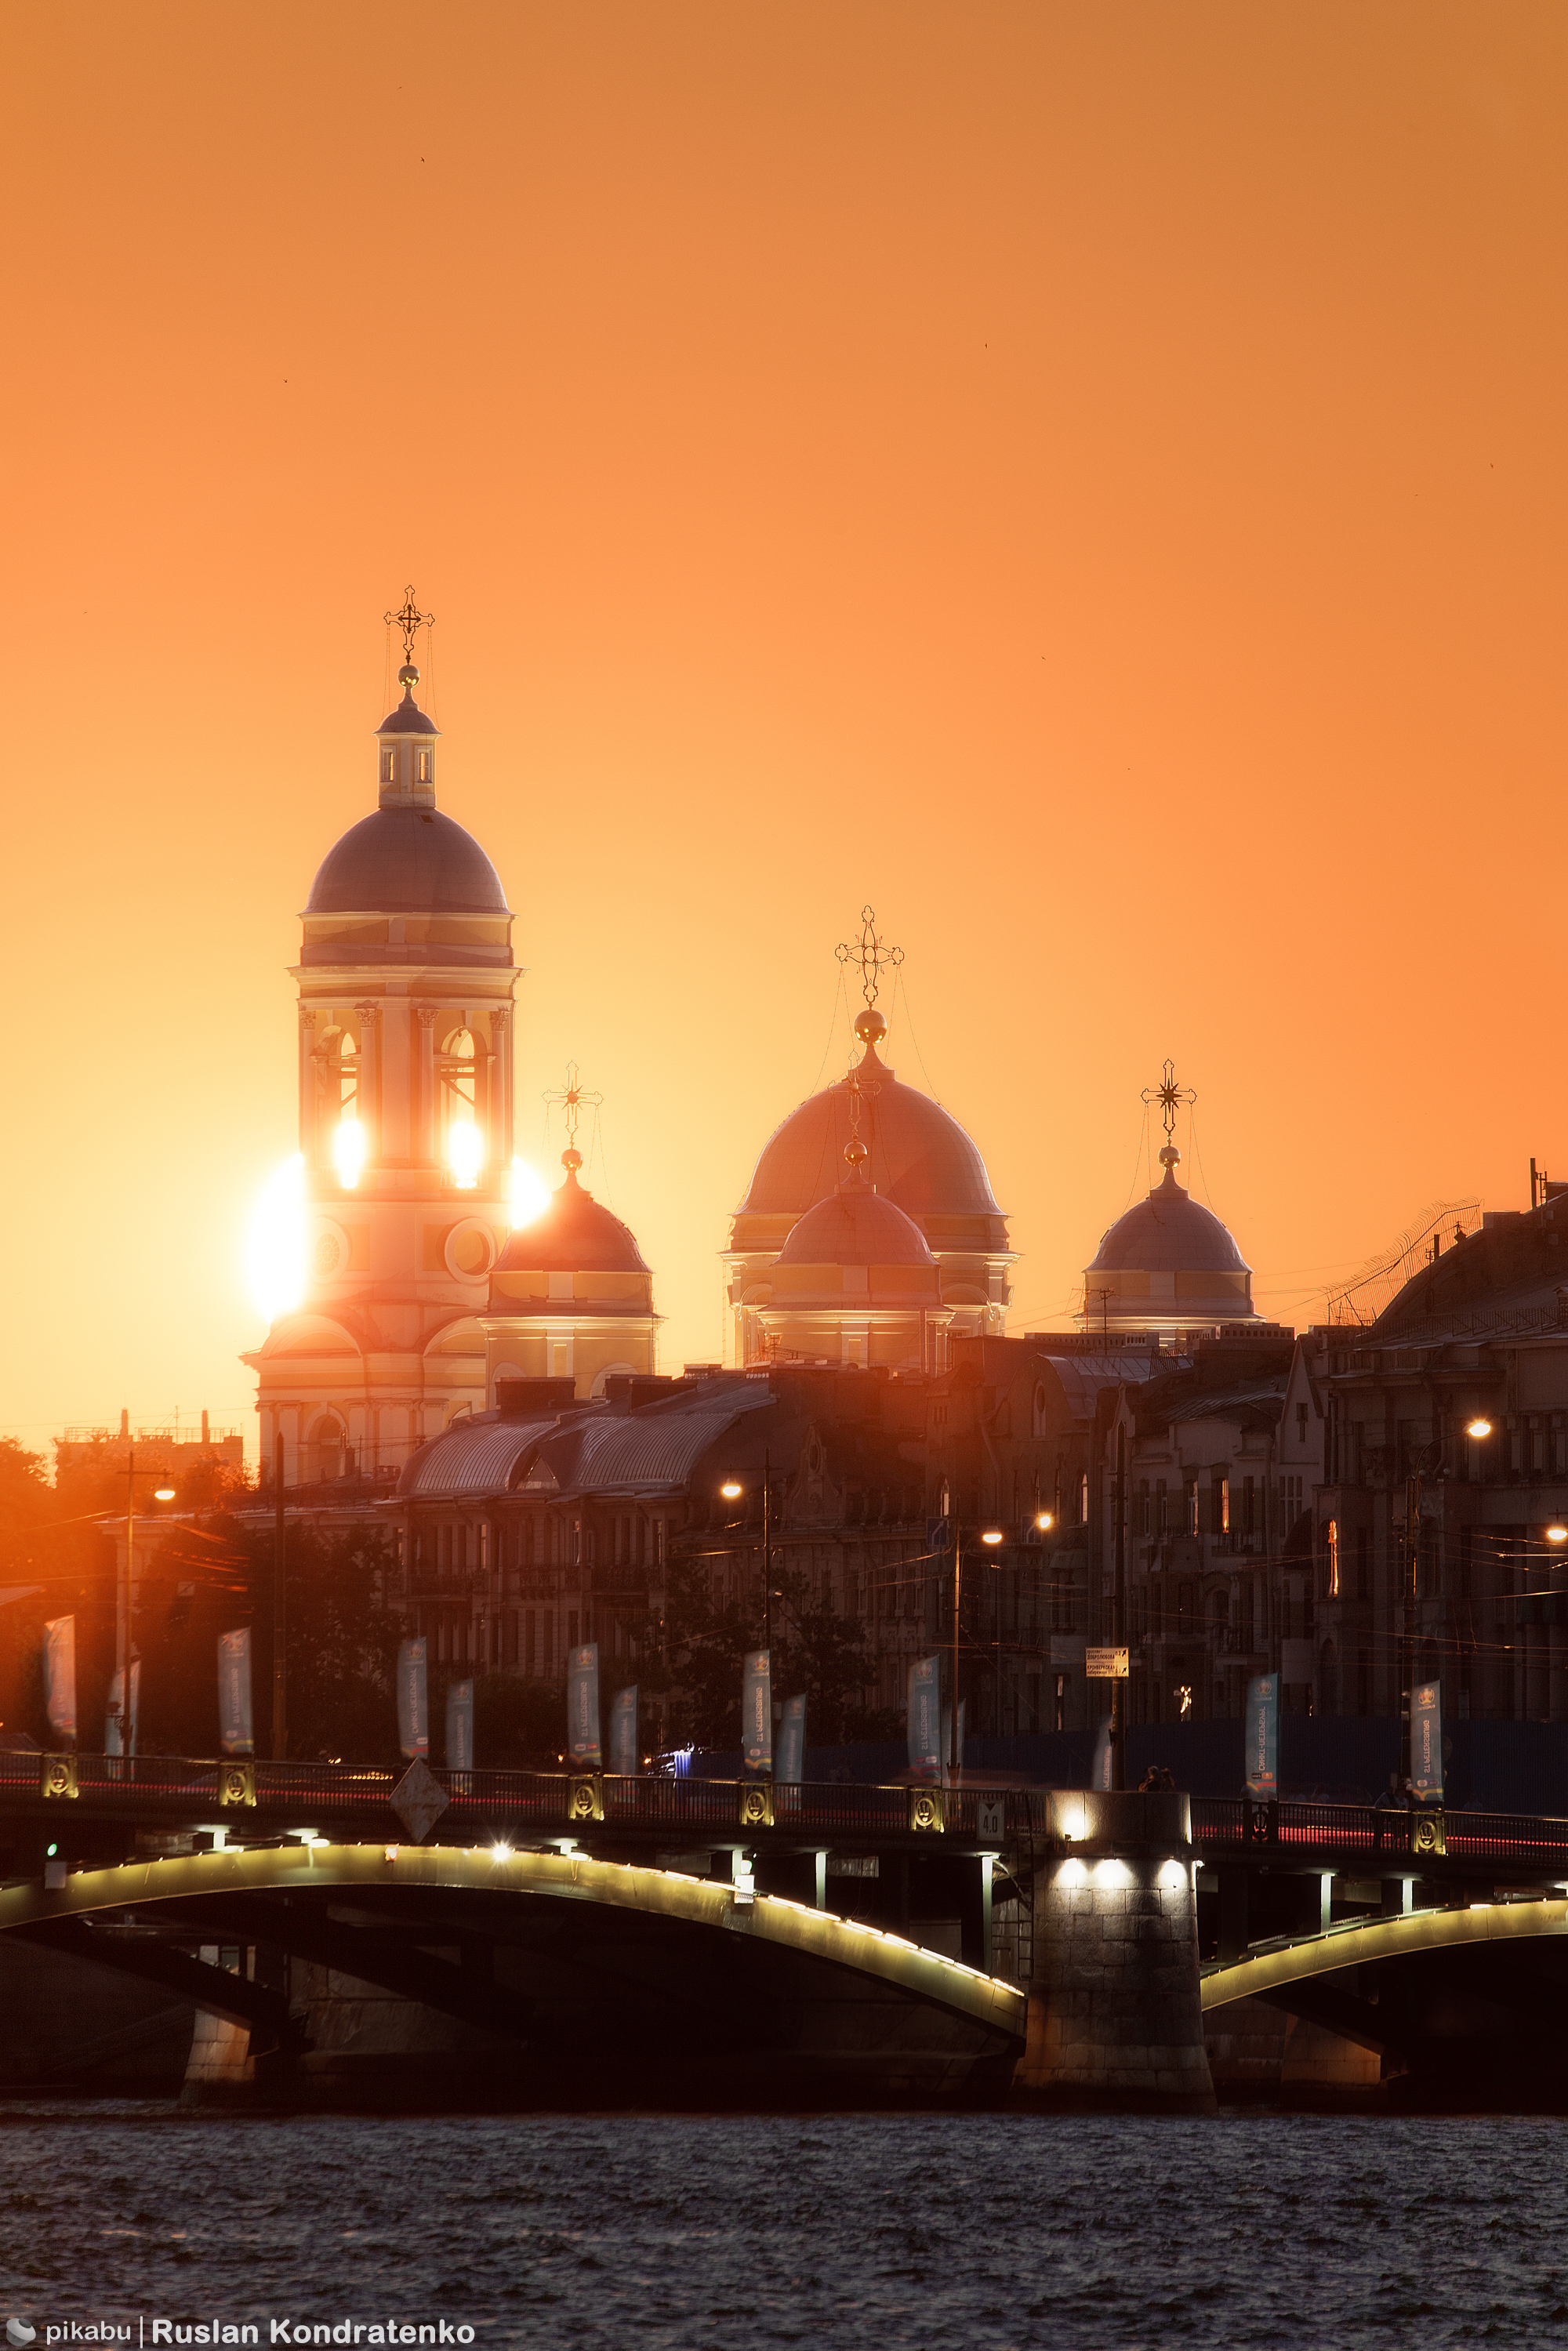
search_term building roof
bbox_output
[1087,1165,1250,1276]
[492,1165,650,1279]
[376,692,441,738]
[775,1172,935,1269]
[305,807,510,916]
[736,1040,1003,1224]
[398,1377,773,1500]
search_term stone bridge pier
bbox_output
[1015,1788,1214,2113]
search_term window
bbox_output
[1243,1476,1256,1537]
[1138,1480,1150,1536]
[1214,1475,1230,1535]
[1327,1518,1338,1598]
[1185,1478,1199,1537]
[417,749,430,785]
[1296,1402,1309,1442]
[381,748,395,785]
[1079,1471,1089,1524]
[1156,1478,1168,1533]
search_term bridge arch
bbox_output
[0,1843,1025,2107]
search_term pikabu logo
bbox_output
[8,2325,38,2348]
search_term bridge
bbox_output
[0,1838,1025,2106]
[11,1752,1568,2105]
[1202,1899,1568,2105]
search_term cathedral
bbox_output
[246,604,1266,1503]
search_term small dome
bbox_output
[776,1174,935,1270]
[1088,1165,1250,1276]
[492,1166,649,1277]
[738,1042,1002,1222]
[306,807,510,916]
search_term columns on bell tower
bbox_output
[299,1007,318,1165]
[416,1007,437,1164]
[491,1004,511,1163]
[354,1001,379,1160]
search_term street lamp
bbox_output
[1467,1417,1493,1441]
[718,1463,776,1653]
[1548,1526,1568,1546]
[1035,1511,1054,1533]
[114,1454,177,1759]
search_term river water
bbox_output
[2,2106,1566,2349]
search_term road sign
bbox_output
[389,1755,450,1843]
[1085,1647,1129,1678]
[976,1796,1007,1843]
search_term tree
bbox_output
[655,1547,874,1752]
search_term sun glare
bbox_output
[247,1153,306,1323]
[448,1120,483,1189]
[332,1115,366,1188]
[509,1156,550,1228]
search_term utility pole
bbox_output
[114,1444,135,1756]
[273,1430,288,1761]
[1403,1468,1419,1770]
[762,1447,772,1658]
[949,1514,963,1780]
[1112,1419,1127,1792]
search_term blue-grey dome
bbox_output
[305,807,510,916]
[1088,1167,1250,1276]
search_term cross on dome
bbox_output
[384,585,435,673]
[837,905,903,1009]
[543,1061,602,1174]
[1142,1058,1196,1174]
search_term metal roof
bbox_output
[401,1413,561,1499]
[306,807,510,917]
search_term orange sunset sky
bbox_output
[3,4,1564,1461]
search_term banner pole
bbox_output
[273,1430,288,1761]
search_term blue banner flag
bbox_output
[1411,1680,1443,1801]
[568,1644,602,1768]
[777,1692,806,1784]
[43,1616,77,1746]
[217,1628,253,1758]
[1244,1673,1279,1799]
[926,1516,952,1554]
[397,1638,428,1760]
[446,1678,474,1772]
[907,1655,942,1782]
[1091,1714,1112,1791]
[742,1650,772,1773]
[608,1685,639,1776]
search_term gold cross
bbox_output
[836,905,903,1007]
[1142,1058,1196,1141]
[384,586,434,666]
[543,1062,602,1153]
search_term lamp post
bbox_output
[273,1431,288,1762]
[720,1454,779,1659]
[114,1447,176,1759]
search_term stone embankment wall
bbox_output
[1016,1788,1215,2113]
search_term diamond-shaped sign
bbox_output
[389,1757,449,1844]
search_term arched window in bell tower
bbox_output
[317,1021,366,1188]
[440,1022,484,1188]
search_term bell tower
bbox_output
[245,593,524,1491]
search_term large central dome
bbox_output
[738,1019,1004,1227]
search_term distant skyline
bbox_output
[3,2,1563,1457]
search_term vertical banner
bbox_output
[568,1643,602,1769]
[776,1693,806,1784]
[1243,1673,1279,1800]
[742,1650,772,1773]
[217,1628,254,1758]
[1091,1714,1112,1791]
[397,1638,429,1760]
[907,1656,942,1782]
[43,1617,77,1747]
[1411,1680,1443,1801]
[105,1669,127,1758]
[608,1685,639,1776]
[446,1678,474,1772]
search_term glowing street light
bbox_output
[1548,1526,1568,1546]
[1035,1511,1054,1532]
[154,1487,176,1502]
[720,1479,743,1500]
[980,1528,1005,1547]
[1467,1417,1493,1440]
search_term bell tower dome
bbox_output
[244,592,524,1491]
